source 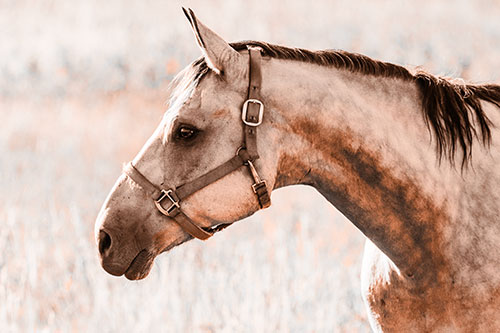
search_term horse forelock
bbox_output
[186,40,500,166]
[166,57,209,113]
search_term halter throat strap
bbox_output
[124,47,270,240]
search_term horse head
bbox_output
[94,9,281,280]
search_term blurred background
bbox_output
[1,0,500,331]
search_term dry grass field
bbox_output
[1,0,500,332]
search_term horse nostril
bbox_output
[98,230,112,256]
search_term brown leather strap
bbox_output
[175,152,247,200]
[253,181,271,208]
[123,163,161,198]
[243,47,270,209]
[164,206,213,240]
[244,47,263,160]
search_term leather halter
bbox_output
[124,47,271,240]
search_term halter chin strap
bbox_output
[124,46,271,240]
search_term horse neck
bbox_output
[263,59,459,279]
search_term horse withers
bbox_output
[95,8,500,332]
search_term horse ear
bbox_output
[182,8,242,75]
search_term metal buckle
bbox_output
[241,99,264,126]
[252,180,267,194]
[154,189,179,216]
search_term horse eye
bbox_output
[175,125,198,140]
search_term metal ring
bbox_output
[235,146,250,165]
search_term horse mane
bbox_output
[188,40,500,166]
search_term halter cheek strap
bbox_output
[124,47,271,240]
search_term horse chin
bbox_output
[124,249,156,280]
[160,234,194,254]
[123,235,192,280]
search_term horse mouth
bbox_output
[124,249,155,280]
[123,236,190,280]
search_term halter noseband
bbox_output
[123,47,271,240]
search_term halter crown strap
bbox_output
[243,47,263,160]
[124,47,270,240]
[243,47,270,209]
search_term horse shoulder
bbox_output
[361,239,462,332]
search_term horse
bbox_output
[95,8,500,332]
